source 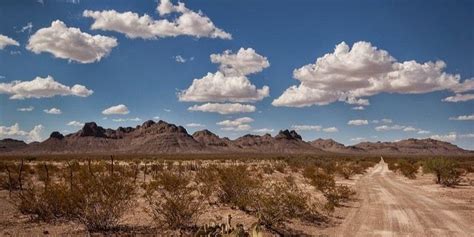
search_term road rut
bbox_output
[333,159,474,237]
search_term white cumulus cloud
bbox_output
[83,0,231,40]
[178,71,269,103]
[217,117,253,131]
[0,123,44,143]
[179,48,270,103]
[188,103,256,114]
[102,104,130,115]
[27,20,117,63]
[430,132,457,143]
[0,75,93,99]
[272,41,473,107]
[0,34,20,49]
[210,48,270,76]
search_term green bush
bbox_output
[397,160,418,179]
[424,158,463,187]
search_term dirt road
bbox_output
[333,159,474,237]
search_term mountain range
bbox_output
[0,120,472,156]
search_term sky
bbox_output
[0,0,473,149]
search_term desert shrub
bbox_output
[337,163,356,179]
[322,185,355,212]
[424,158,463,187]
[307,171,336,192]
[397,160,418,179]
[357,161,376,171]
[195,166,219,200]
[274,162,287,173]
[262,165,274,174]
[387,161,398,171]
[302,165,318,180]
[254,180,313,229]
[321,161,337,175]
[15,182,74,221]
[0,161,32,191]
[457,162,474,173]
[150,163,164,178]
[145,171,202,230]
[216,165,260,211]
[350,163,365,175]
[72,168,137,232]
[13,163,137,232]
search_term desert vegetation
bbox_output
[385,156,473,187]
[0,154,381,235]
[1,154,473,235]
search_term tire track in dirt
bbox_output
[334,159,474,237]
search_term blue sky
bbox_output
[0,0,473,149]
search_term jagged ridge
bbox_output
[0,119,471,155]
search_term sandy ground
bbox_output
[326,159,474,237]
[1,159,473,236]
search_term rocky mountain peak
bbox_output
[275,129,302,140]
[192,129,217,138]
[141,120,156,129]
[78,122,106,137]
[49,131,64,140]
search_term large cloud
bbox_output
[83,0,231,40]
[0,75,93,99]
[179,72,269,103]
[27,20,117,63]
[273,41,473,107]
[0,123,44,142]
[179,48,269,110]
[188,103,256,114]
[0,34,20,49]
[102,104,129,115]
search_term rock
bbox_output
[49,131,64,140]
[275,129,302,140]
[78,122,106,137]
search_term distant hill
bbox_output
[1,120,472,156]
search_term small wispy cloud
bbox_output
[17,106,34,112]
[43,108,62,114]
[449,114,474,121]
[67,121,84,127]
[174,55,194,63]
[186,123,205,127]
